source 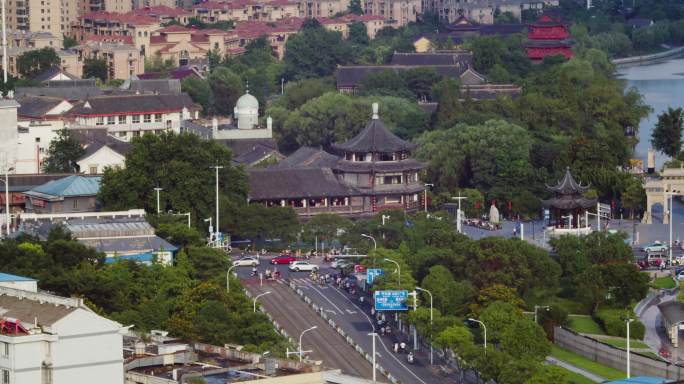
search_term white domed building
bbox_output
[211,88,273,141]
[234,90,259,130]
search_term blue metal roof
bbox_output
[0,272,37,282]
[603,377,669,384]
[29,175,101,198]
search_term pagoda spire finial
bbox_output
[372,102,379,120]
[245,80,249,94]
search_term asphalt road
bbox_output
[235,254,465,384]
[243,277,375,379]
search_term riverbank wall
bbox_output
[613,46,684,66]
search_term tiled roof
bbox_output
[157,25,193,33]
[273,146,340,169]
[0,272,36,282]
[71,93,196,115]
[390,52,472,66]
[79,236,177,254]
[332,118,416,153]
[248,167,356,200]
[16,96,69,119]
[32,66,79,82]
[336,65,472,88]
[0,294,78,327]
[26,175,102,199]
[16,84,103,101]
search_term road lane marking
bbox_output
[325,309,337,315]
[331,286,428,384]
[345,309,357,314]
[308,284,345,315]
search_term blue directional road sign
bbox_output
[367,268,384,284]
[374,290,408,311]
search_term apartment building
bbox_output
[72,41,144,80]
[362,0,422,27]
[233,17,304,59]
[298,0,350,18]
[0,285,125,384]
[104,0,133,13]
[319,14,387,39]
[0,47,82,79]
[192,0,300,23]
[428,0,558,24]
[5,0,80,36]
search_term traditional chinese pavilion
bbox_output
[248,103,425,218]
[524,15,573,61]
[542,168,596,229]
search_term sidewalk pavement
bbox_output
[546,356,604,382]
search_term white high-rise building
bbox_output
[0,285,125,384]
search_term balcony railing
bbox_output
[293,205,365,216]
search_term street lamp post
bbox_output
[211,165,224,243]
[383,258,401,288]
[665,191,681,266]
[299,326,317,362]
[3,167,12,236]
[153,187,162,215]
[534,305,550,324]
[226,265,236,292]
[424,183,434,213]
[468,318,487,353]
[253,291,271,312]
[451,192,468,233]
[625,318,634,378]
[368,332,378,383]
[416,287,433,365]
[361,234,377,250]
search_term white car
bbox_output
[331,259,351,269]
[233,256,259,267]
[289,261,318,272]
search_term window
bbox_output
[143,114,151,123]
[107,116,115,125]
[118,131,126,137]
[154,113,162,122]
[96,116,104,125]
[132,131,141,137]
[1,342,8,357]
[72,199,78,209]
[35,137,40,143]
[89,166,98,174]
[166,120,172,129]
[118,115,126,124]
[2,369,8,384]
[132,115,140,124]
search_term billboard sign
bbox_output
[367,268,384,284]
[374,290,408,311]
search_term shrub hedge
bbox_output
[594,308,645,340]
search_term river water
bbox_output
[618,56,684,169]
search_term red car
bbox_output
[271,255,297,265]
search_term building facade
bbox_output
[362,0,422,28]
[5,0,80,36]
[70,93,199,141]
[71,41,144,80]
[23,175,101,213]
[524,14,573,61]
[0,286,124,384]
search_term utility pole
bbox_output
[211,165,223,243]
[423,183,434,213]
[452,192,468,233]
[153,187,162,215]
[1,0,7,84]
[3,167,12,235]
[368,332,378,383]
[626,318,634,378]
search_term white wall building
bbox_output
[213,90,273,140]
[0,99,20,171]
[71,94,199,142]
[0,286,125,384]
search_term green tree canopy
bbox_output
[651,107,684,158]
[42,128,85,173]
[98,132,248,232]
[284,19,352,79]
[83,57,108,81]
[16,47,60,78]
